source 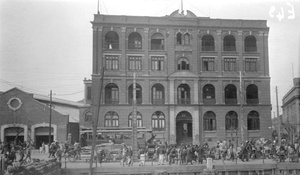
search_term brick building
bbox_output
[0,88,87,148]
[83,10,272,146]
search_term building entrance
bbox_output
[4,127,25,143]
[35,127,53,149]
[176,111,192,145]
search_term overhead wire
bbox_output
[0,79,85,99]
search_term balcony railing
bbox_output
[223,46,236,52]
[246,98,259,105]
[225,98,237,105]
[177,98,191,105]
[151,44,164,51]
[128,43,142,50]
[104,42,119,50]
[202,45,215,51]
[152,99,165,105]
[128,98,142,105]
[245,46,257,52]
[203,98,216,105]
[105,99,119,104]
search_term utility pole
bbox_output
[239,71,244,143]
[276,86,281,145]
[89,67,105,174]
[132,72,138,162]
[49,90,52,146]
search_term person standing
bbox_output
[127,147,133,166]
[41,142,45,153]
[157,146,166,165]
[121,144,128,166]
[139,147,146,166]
[97,149,105,167]
[197,145,205,164]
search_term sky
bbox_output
[0,0,299,117]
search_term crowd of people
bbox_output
[0,141,33,170]
[117,138,300,166]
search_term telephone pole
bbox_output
[239,71,244,143]
[89,67,105,174]
[49,90,52,145]
[132,72,138,162]
[276,86,281,145]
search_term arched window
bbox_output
[184,33,190,45]
[203,84,216,104]
[151,33,164,50]
[104,31,119,49]
[177,84,190,104]
[202,34,215,51]
[247,111,260,130]
[246,84,259,104]
[223,34,236,51]
[105,83,119,104]
[151,111,165,129]
[128,111,142,127]
[84,111,92,122]
[225,111,238,130]
[152,83,165,104]
[225,84,237,104]
[104,111,119,127]
[177,58,190,70]
[244,35,257,52]
[128,32,142,49]
[203,111,216,131]
[176,32,182,45]
[128,83,142,105]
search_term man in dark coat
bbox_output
[197,145,205,164]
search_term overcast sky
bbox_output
[0,0,299,117]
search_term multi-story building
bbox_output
[82,9,272,146]
[282,78,300,141]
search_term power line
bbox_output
[55,90,84,96]
[0,79,84,98]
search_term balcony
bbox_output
[104,42,119,50]
[128,43,142,50]
[177,99,191,105]
[245,46,257,52]
[203,98,216,105]
[202,46,215,52]
[225,98,237,105]
[151,44,164,51]
[246,98,259,105]
[152,99,165,105]
[223,46,236,52]
[105,99,119,104]
[128,98,142,105]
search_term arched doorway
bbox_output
[4,127,24,144]
[176,111,193,145]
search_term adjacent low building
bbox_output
[0,88,88,148]
[282,78,300,141]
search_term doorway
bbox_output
[176,111,193,145]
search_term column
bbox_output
[193,109,200,145]
[169,79,175,104]
[169,108,176,144]
[121,27,126,75]
[193,80,199,104]
[216,30,222,75]
[144,28,149,75]
[24,125,28,142]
